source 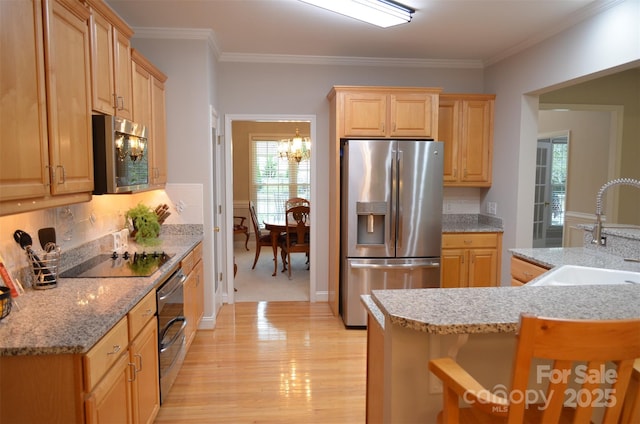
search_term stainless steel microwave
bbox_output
[92,115,149,194]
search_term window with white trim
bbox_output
[250,135,310,225]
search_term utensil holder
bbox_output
[0,286,11,320]
[27,247,59,290]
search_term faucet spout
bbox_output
[592,178,640,245]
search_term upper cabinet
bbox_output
[439,94,495,187]
[1,0,93,215]
[86,0,134,119]
[131,49,168,188]
[331,86,441,138]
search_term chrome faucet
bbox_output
[592,178,640,245]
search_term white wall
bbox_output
[218,62,486,296]
[130,35,219,327]
[485,0,640,283]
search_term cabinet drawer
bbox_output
[84,316,129,391]
[181,242,203,275]
[442,233,498,249]
[510,257,550,284]
[128,290,156,340]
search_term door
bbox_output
[211,107,224,315]
[341,139,394,259]
[342,257,440,326]
[395,141,443,258]
[533,134,568,248]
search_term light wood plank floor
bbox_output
[155,301,367,423]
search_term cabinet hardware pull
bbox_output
[464,239,472,244]
[45,165,52,187]
[128,362,137,382]
[134,353,143,372]
[56,165,66,184]
[113,93,118,109]
[107,344,121,355]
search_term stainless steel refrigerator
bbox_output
[340,139,443,327]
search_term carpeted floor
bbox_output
[233,241,310,302]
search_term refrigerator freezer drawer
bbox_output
[341,258,440,327]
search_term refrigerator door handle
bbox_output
[349,261,440,270]
[396,149,403,248]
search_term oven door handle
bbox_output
[158,272,187,301]
[160,317,187,352]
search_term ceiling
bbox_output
[105,0,604,66]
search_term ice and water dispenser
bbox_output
[356,201,387,245]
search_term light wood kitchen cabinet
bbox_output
[183,242,204,349]
[366,313,384,424]
[326,85,441,316]
[131,49,168,187]
[127,290,160,424]
[441,232,502,288]
[86,0,133,118]
[0,0,94,216]
[332,86,441,138]
[510,256,550,286]
[439,94,495,187]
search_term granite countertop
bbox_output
[510,247,640,273]
[442,213,503,233]
[368,284,640,335]
[0,229,203,356]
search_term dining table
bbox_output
[263,219,309,277]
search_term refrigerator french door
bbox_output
[340,139,443,327]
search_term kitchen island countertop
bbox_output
[0,230,203,356]
[368,283,640,335]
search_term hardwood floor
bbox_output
[155,301,367,423]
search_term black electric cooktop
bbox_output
[61,251,174,278]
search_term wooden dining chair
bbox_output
[279,205,310,279]
[233,215,249,250]
[284,197,310,210]
[428,313,640,424]
[249,201,275,269]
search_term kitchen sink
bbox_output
[526,265,640,287]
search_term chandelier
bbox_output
[278,128,311,163]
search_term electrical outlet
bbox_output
[487,201,497,215]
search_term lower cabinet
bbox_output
[0,290,160,423]
[441,232,502,288]
[183,242,204,349]
[510,256,550,286]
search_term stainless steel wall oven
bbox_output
[156,266,187,403]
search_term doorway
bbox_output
[532,132,568,248]
[223,114,317,304]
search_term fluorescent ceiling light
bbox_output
[300,0,414,28]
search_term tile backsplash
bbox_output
[0,184,204,278]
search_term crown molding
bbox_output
[132,27,221,58]
[218,53,483,69]
[484,0,625,67]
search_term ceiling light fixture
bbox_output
[300,0,414,28]
[279,128,311,163]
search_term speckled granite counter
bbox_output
[367,285,640,336]
[510,247,640,273]
[442,213,503,233]
[0,226,203,356]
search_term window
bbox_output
[250,135,310,225]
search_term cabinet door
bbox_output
[184,259,204,349]
[150,77,167,186]
[441,249,466,288]
[390,92,436,137]
[467,248,498,287]
[130,317,160,424]
[85,353,133,424]
[438,98,460,183]
[113,29,133,119]
[343,92,387,137]
[460,99,493,184]
[132,60,152,130]
[43,0,93,195]
[89,10,115,115]
[0,0,50,201]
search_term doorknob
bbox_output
[214,226,220,232]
